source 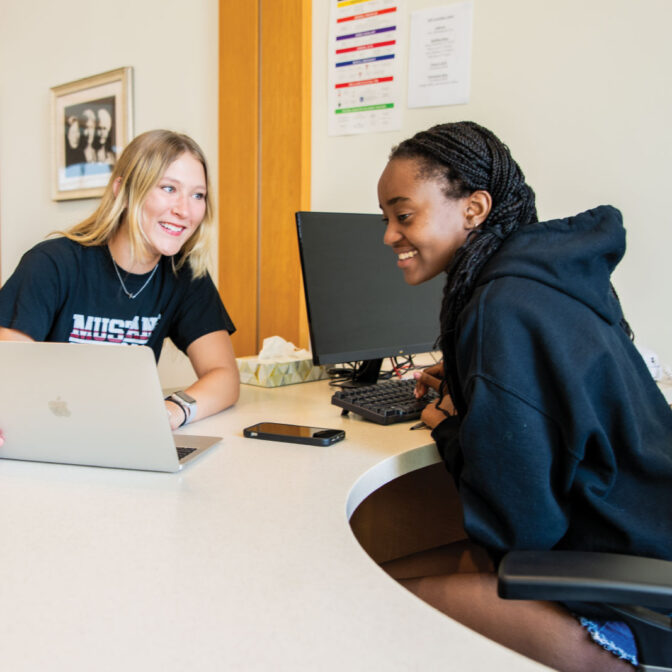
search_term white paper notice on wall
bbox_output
[407,1,473,108]
[328,0,404,136]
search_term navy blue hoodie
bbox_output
[431,205,672,562]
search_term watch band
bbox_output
[166,391,197,426]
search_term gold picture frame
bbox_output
[51,67,133,201]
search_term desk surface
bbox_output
[0,379,547,671]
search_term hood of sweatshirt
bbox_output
[476,205,626,325]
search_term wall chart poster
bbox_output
[328,0,404,136]
[408,2,473,108]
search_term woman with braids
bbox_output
[0,129,239,430]
[378,121,672,671]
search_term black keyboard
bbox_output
[177,447,197,460]
[331,378,439,425]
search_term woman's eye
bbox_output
[161,185,175,193]
[192,192,206,200]
[398,213,411,222]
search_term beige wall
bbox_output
[0,0,218,386]
[311,0,672,363]
[2,1,671,369]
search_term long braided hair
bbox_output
[390,121,538,414]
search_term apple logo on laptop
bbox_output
[48,396,71,418]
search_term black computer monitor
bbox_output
[295,211,444,385]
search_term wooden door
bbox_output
[218,0,311,356]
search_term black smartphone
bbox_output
[243,422,345,446]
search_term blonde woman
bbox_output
[0,129,239,429]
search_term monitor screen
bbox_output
[296,211,444,382]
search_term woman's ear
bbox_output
[464,190,492,229]
[112,176,123,198]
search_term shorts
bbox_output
[578,616,637,666]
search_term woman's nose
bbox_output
[172,193,188,217]
[383,222,401,246]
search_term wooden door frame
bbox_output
[218,0,311,357]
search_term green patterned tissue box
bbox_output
[236,356,330,387]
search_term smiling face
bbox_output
[139,151,207,263]
[82,109,96,146]
[66,117,80,149]
[378,157,474,286]
[96,109,112,145]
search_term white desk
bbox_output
[0,379,548,671]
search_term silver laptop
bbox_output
[0,342,221,472]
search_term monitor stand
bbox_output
[340,358,382,388]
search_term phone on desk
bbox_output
[243,422,345,446]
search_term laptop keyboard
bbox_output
[331,378,439,425]
[177,447,197,461]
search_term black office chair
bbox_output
[498,550,672,671]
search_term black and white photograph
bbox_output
[51,67,133,200]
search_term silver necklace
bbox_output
[109,251,159,300]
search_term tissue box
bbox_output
[236,356,330,387]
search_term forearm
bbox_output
[185,364,240,421]
[166,330,240,429]
[166,366,239,429]
[0,327,34,341]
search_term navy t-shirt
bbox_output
[0,237,235,361]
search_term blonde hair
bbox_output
[61,129,214,278]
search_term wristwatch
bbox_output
[166,390,197,427]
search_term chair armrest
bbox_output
[498,550,672,609]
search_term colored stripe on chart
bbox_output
[337,0,374,8]
[336,25,395,41]
[338,7,396,23]
[336,54,394,68]
[335,103,395,114]
[335,76,393,89]
[336,39,395,55]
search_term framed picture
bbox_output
[51,67,133,201]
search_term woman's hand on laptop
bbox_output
[165,401,187,430]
